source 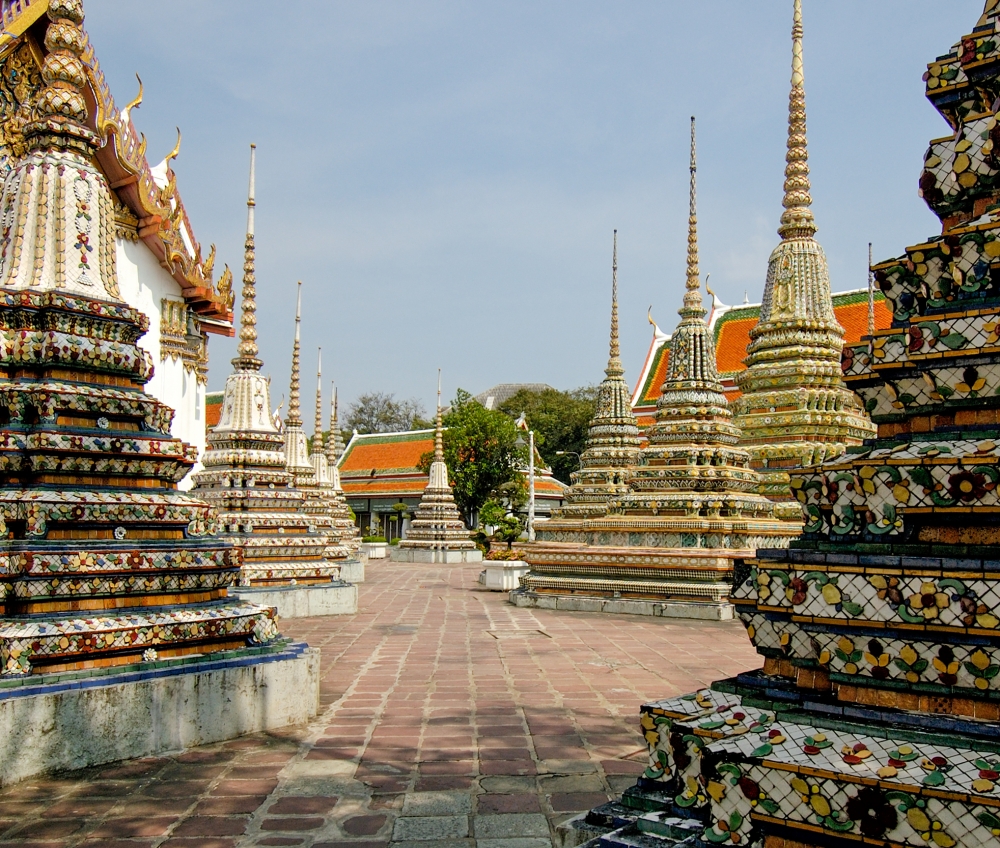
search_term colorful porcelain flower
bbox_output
[907,582,951,620]
[948,470,990,503]
[846,786,898,839]
[785,577,808,605]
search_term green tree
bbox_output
[499,386,598,484]
[344,392,427,434]
[418,389,525,527]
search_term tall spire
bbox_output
[286,281,302,427]
[233,144,262,370]
[605,230,624,378]
[327,383,343,466]
[313,348,325,455]
[681,116,704,317]
[435,369,444,462]
[867,242,876,339]
[778,0,817,240]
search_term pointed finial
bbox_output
[313,348,325,455]
[606,229,624,378]
[681,117,705,318]
[165,127,182,168]
[27,0,96,147]
[233,143,262,370]
[867,242,875,339]
[121,74,143,124]
[778,0,817,240]
[286,281,303,426]
[327,382,340,465]
[435,369,444,462]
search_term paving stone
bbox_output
[401,791,472,816]
[391,814,469,840]
[0,562,760,848]
[472,813,551,838]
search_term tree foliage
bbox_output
[344,392,428,434]
[418,389,526,527]
[499,386,598,483]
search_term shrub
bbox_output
[485,549,524,561]
[362,535,387,543]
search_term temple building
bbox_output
[0,0,317,786]
[631,288,892,424]
[569,3,1000,845]
[729,0,875,506]
[339,428,566,539]
[390,376,482,563]
[0,2,236,481]
[514,120,800,620]
[190,147,356,619]
[555,231,643,520]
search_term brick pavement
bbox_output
[1,560,760,847]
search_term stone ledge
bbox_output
[0,642,319,787]
[338,558,366,583]
[390,547,483,564]
[509,590,734,621]
[231,582,358,618]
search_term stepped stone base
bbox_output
[509,589,734,621]
[390,547,483,564]
[479,561,530,591]
[0,642,319,787]
[338,558,366,583]
[231,582,357,618]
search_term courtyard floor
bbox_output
[2,560,760,848]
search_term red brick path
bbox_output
[2,561,760,847]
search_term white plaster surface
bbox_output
[361,543,387,559]
[509,591,734,621]
[338,558,366,583]
[479,562,530,591]
[390,547,483,564]
[0,647,319,787]
[231,583,358,618]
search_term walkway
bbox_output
[2,560,760,847]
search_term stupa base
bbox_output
[339,557,366,583]
[390,546,483,564]
[0,641,319,787]
[231,581,358,618]
[509,589,734,621]
[478,560,530,591]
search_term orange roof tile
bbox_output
[341,477,429,497]
[340,431,435,474]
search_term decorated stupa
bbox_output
[553,231,643,520]
[390,374,482,563]
[732,0,874,509]
[566,2,1000,846]
[313,378,364,563]
[0,0,318,782]
[515,120,799,620]
[190,148,355,618]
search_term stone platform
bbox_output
[511,591,734,621]
[390,547,483,564]
[231,581,358,618]
[339,556,366,583]
[0,642,319,788]
[479,560,530,590]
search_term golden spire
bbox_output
[778,0,817,240]
[681,116,705,318]
[28,0,96,148]
[606,230,624,378]
[233,144,262,370]
[313,348,325,455]
[286,281,302,427]
[434,369,444,462]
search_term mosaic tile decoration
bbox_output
[0,2,280,676]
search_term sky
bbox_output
[83,0,985,414]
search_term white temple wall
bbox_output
[115,239,207,489]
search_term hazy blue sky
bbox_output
[84,0,983,412]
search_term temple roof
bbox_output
[472,383,555,411]
[0,0,234,331]
[339,429,566,502]
[631,288,893,413]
